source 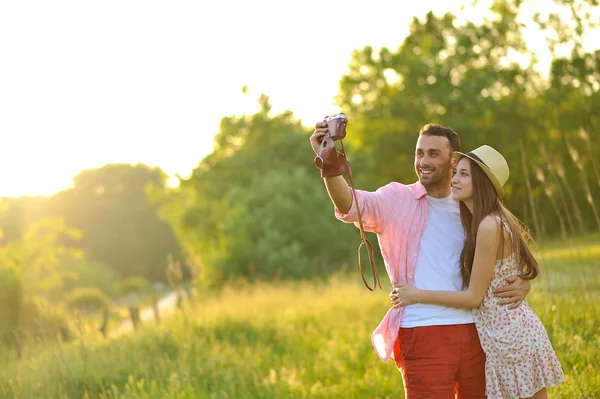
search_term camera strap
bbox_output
[339,140,382,291]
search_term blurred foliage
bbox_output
[117,276,150,297]
[335,0,600,239]
[10,297,70,342]
[0,163,182,283]
[49,164,182,281]
[151,95,358,287]
[151,0,600,286]
[0,218,81,338]
[0,0,598,291]
[58,259,120,299]
[67,287,111,313]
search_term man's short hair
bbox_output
[418,124,461,152]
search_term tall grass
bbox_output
[1,239,599,398]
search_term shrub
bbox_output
[0,265,22,334]
[117,276,149,296]
[58,259,119,298]
[67,287,111,313]
[17,297,70,340]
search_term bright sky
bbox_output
[0,0,594,197]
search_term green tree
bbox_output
[153,96,359,286]
[49,163,182,281]
[335,1,600,236]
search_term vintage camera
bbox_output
[314,114,350,178]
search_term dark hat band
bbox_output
[466,152,488,168]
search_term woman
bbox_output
[390,145,565,399]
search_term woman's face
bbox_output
[451,157,473,202]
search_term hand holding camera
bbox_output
[311,114,350,178]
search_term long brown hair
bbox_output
[459,158,539,287]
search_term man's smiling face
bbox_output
[414,134,454,192]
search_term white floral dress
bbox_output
[472,252,565,399]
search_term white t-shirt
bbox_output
[401,194,474,327]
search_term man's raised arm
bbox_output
[324,176,352,214]
[310,121,352,213]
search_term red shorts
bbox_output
[393,323,486,399]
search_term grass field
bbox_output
[1,239,599,398]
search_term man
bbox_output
[310,122,530,398]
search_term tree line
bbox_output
[1,0,598,340]
[155,0,600,286]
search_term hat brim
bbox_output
[453,152,505,198]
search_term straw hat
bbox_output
[453,145,509,198]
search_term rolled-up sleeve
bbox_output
[334,183,397,235]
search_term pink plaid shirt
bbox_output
[335,181,429,362]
